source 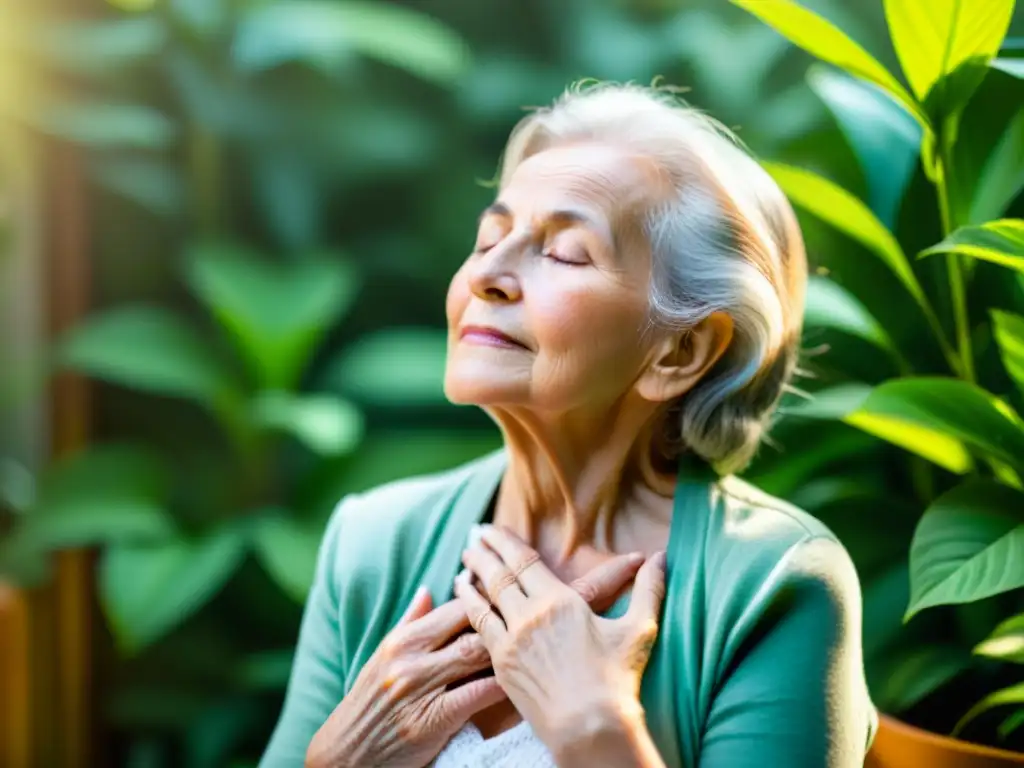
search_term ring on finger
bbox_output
[512,553,540,581]
[487,569,522,602]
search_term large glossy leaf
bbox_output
[186,245,358,389]
[250,391,363,456]
[728,0,927,126]
[884,0,1013,107]
[764,163,928,312]
[954,681,1024,736]
[807,66,922,228]
[329,327,449,405]
[906,480,1024,619]
[233,1,469,86]
[59,306,237,405]
[920,219,1024,274]
[970,109,1024,224]
[864,378,1024,469]
[100,525,247,653]
[22,445,174,550]
[992,311,1024,394]
[803,275,897,355]
[786,378,1024,473]
[250,511,322,603]
[974,612,1024,663]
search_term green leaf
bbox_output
[803,275,896,355]
[330,327,449,405]
[806,66,922,229]
[233,1,469,86]
[999,709,1024,739]
[234,649,294,690]
[100,526,247,653]
[993,310,1024,396]
[784,378,1024,474]
[37,18,166,74]
[92,157,183,215]
[763,163,929,313]
[34,103,175,149]
[974,612,1024,663]
[862,378,1024,470]
[873,644,970,712]
[251,391,363,456]
[970,109,1024,224]
[884,0,1013,105]
[906,480,1024,619]
[920,219,1024,274]
[186,245,358,389]
[23,445,174,550]
[59,306,237,405]
[862,562,911,659]
[955,681,1024,736]
[250,512,322,603]
[728,0,928,127]
[992,58,1024,78]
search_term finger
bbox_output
[461,544,528,617]
[397,585,433,626]
[478,524,562,595]
[439,676,508,729]
[623,551,667,626]
[423,631,493,686]
[402,597,472,651]
[454,569,506,647]
[569,552,645,613]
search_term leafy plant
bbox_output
[733,0,1024,749]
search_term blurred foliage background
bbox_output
[1,0,1023,765]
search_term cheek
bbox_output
[446,266,470,327]
[530,283,650,377]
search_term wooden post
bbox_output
[0,94,93,768]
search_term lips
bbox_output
[459,325,528,350]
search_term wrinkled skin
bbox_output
[456,524,667,761]
[305,552,648,768]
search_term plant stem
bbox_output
[937,157,975,383]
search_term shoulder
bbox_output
[699,474,862,648]
[321,449,504,564]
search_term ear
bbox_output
[636,312,734,403]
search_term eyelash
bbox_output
[542,249,584,266]
[473,238,586,266]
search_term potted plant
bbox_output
[730,0,1024,763]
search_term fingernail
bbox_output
[654,551,667,570]
[467,524,484,548]
[455,568,470,585]
[415,585,429,601]
[627,552,645,564]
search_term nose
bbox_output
[468,255,522,303]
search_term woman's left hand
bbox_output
[454,524,667,761]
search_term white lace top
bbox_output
[431,720,556,768]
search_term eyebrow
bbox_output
[478,201,595,228]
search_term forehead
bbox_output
[500,143,668,224]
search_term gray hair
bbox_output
[497,82,806,474]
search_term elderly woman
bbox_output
[261,83,877,768]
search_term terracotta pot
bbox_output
[866,712,1024,768]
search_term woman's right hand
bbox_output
[305,551,648,768]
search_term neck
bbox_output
[487,398,673,562]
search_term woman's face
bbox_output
[445,143,668,414]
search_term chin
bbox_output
[443,365,526,406]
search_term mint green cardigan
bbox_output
[261,450,877,767]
